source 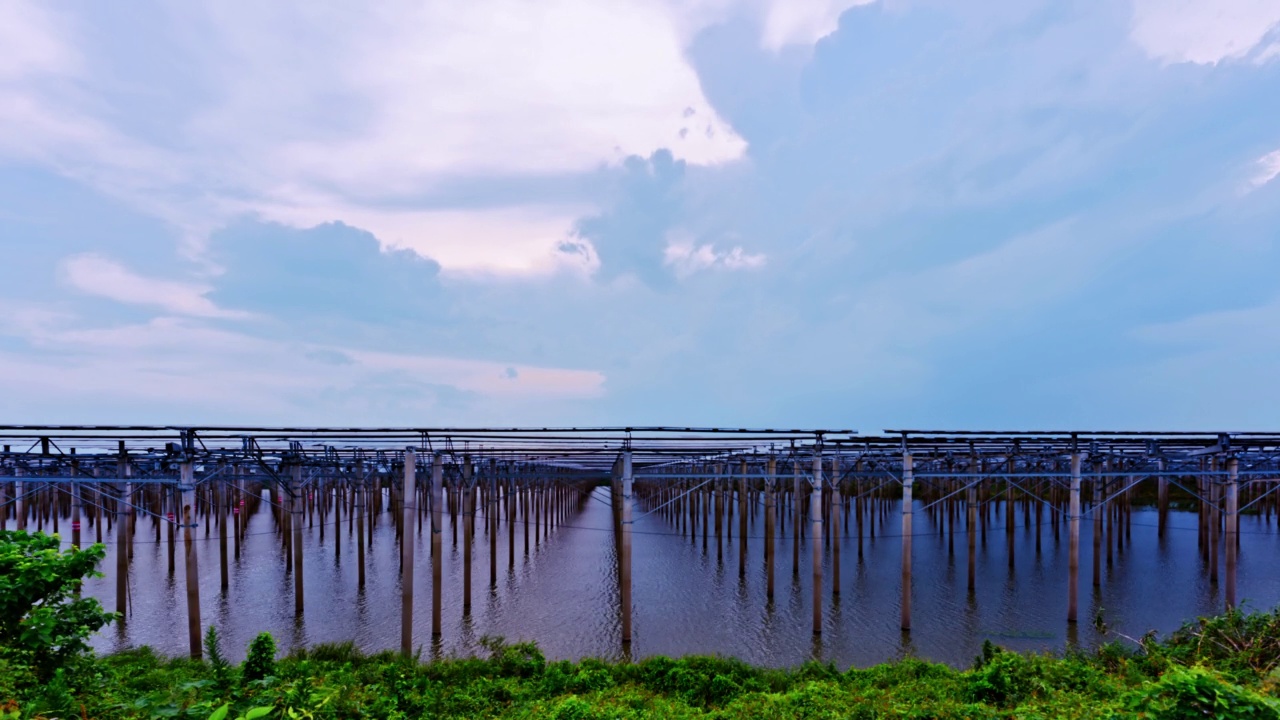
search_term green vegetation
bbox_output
[3,531,1280,718]
[0,530,116,680]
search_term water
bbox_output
[76,487,1280,667]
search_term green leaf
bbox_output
[209,704,230,720]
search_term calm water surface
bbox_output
[77,487,1280,667]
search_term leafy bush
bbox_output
[1160,607,1280,679]
[0,530,117,678]
[569,658,616,694]
[479,635,546,678]
[31,668,76,717]
[551,695,595,720]
[1125,665,1280,719]
[241,632,277,686]
[968,645,1033,706]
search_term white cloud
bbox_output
[0,1,873,277]
[668,0,875,51]
[1256,41,1280,63]
[190,2,747,190]
[1250,148,1280,189]
[1130,0,1280,65]
[59,254,245,318]
[759,0,875,50]
[663,237,766,278]
[0,5,202,241]
[245,198,595,276]
[0,1,754,275]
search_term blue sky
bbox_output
[1,0,1278,429]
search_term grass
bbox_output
[4,608,1280,718]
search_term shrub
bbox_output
[479,635,546,678]
[967,645,1032,707]
[205,626,234,696]
[1161,607,1280,678]
[1125,665,1280,719]
[241,632,277,686]
[0,530,117,679]
[551,695,595,720]
[569,658,616,694]
[307,640,362,664]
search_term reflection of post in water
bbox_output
[181,458,202,659]
[855,459,864,562]
[765,457,776,601]
[1209,457,1219,587]
[116,446,131,619]
[1068,452,1082,625]
[619,450,633,648]
[810,450,823,636]
[8,426,1280,666]
[508,470,516,572]
[463,455,473,615]
[831,456,841,599]
[432,453,444,640]
[400,448,415,657]
[333,467,341,560]
[901,452,913,633]
[967,456,978,596]
[1006,457,1015,573]
[793,460,801,579]
[355,460,366,589]
[702,473,709,554]
[1226,457,1239,610]
[1093,459,1103,589]
[291,464,304,616]
[715,464,723,565]
[805,627,824,663]
[739,460,748,580]
[212,463,226,592]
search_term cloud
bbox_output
[1250,149,1280,189]
[206,220,442,321]
[190,1,747,185]
[0,0,754,277]
[572,149,759,286]
[246,200,593,276]
[1257,41,1280,64]
[664,237,766,278]
[1130,0,1280,65]
[3,0,1280,430]
[760,0,876,50]
[0,0,896,283]
[59,253,244,318]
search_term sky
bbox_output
[0,0,1278,430]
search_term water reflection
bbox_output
[75,487,1279,668]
